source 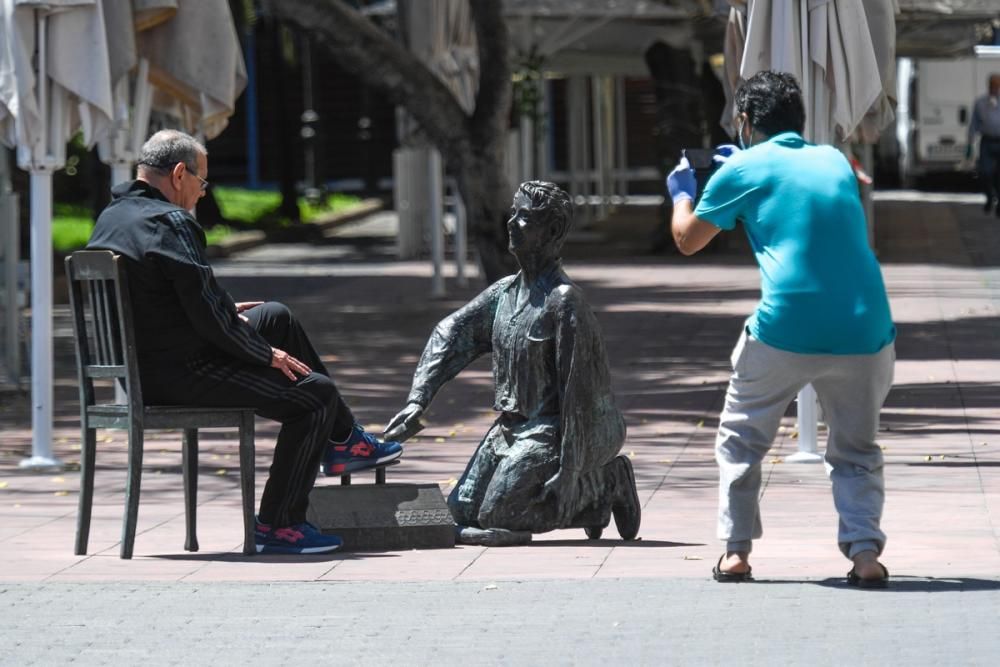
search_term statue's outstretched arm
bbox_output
[404,276,512,410]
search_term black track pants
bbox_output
[142,302,355,526]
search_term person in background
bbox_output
[667,71,896,588]
[87,129,402,555]
[967,73,1000,215]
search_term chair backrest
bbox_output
[65,251,144,414]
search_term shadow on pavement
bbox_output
[151,551,398,562]
[529,539,704,548]
[813,576,1000,592]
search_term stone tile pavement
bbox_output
[0,192,999,662]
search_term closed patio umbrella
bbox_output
[138,0,247,140]
[100,0,242,189]
[0,0,114,469]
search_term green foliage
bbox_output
[512,46,546,132]
[50,188,363,253]
[51,205,94,253]
[212,186,362,226]
[213,186,282,223]
[302,192,363,222]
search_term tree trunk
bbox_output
[270,19,301,223]
[265,0,516,282]
[457,151,516,283]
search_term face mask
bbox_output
[737,116,751,150]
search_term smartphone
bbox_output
[682,148,717,203]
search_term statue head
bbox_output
[508,181,574,259]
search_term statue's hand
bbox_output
[384,402,425,441]
[542,467,580,527]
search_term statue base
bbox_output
[307,483,455,551]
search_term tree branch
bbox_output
[265,0,472,161]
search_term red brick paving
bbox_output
[1,194,998,582]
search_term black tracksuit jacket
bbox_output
[87,180,272,372]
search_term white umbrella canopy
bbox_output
[138,0,247,140]
[98,0,175,178]
[0,0,114,167]
[100,0,243,178]
[737,0,897,145]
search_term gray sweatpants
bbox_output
[716,328,895,559]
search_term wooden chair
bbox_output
[66,250,256,559]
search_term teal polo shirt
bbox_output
[693,132,895,355]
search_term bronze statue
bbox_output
[385,181,640,546]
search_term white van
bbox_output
[896,57,1000,185]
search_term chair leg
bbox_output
[238,412,256,556]
[74,427,97,555]
[182,429,199,552]
[120,424,144,559]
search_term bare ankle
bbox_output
[723,551,751,572]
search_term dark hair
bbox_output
[137,129,206,174]
[735,70,806,137]
[514,181,574,250]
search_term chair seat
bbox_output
[87,404,255,430]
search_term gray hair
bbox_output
[137,129,206,173]
[514,180,574,251]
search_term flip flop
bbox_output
[712,554,753,582]
[846,562,889,589]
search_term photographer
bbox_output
[667,71,896,587]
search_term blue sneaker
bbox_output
[322,423,403,476]
[255,518,342,555]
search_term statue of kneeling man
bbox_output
[385,181,640,546]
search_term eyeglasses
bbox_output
[184,165,209,192]
[139,160,208,191]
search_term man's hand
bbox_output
[235,301,264,312]
[384,402,425,441]
[236,301,263,323]
[666,157,696,205]
[542,467,580,527]
[270,347,311,381]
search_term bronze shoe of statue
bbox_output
[612,455,641,541]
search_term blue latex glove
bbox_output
[713,143,740,166]
[667,157,696,204]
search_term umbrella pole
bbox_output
[1,186,18,389]
[428,148,445,298]
[785,3,822,465]
[787,384,823,463]
[108,164,131,408]
[19,12,61,470]
[19,170,61,471]
[452,180,467,288]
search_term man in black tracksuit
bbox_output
[87,130,400,555]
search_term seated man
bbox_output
[385,181,640,545]
[87,129,402,555]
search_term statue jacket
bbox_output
[406,262,625,473]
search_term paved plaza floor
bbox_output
[1,192,999,663]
